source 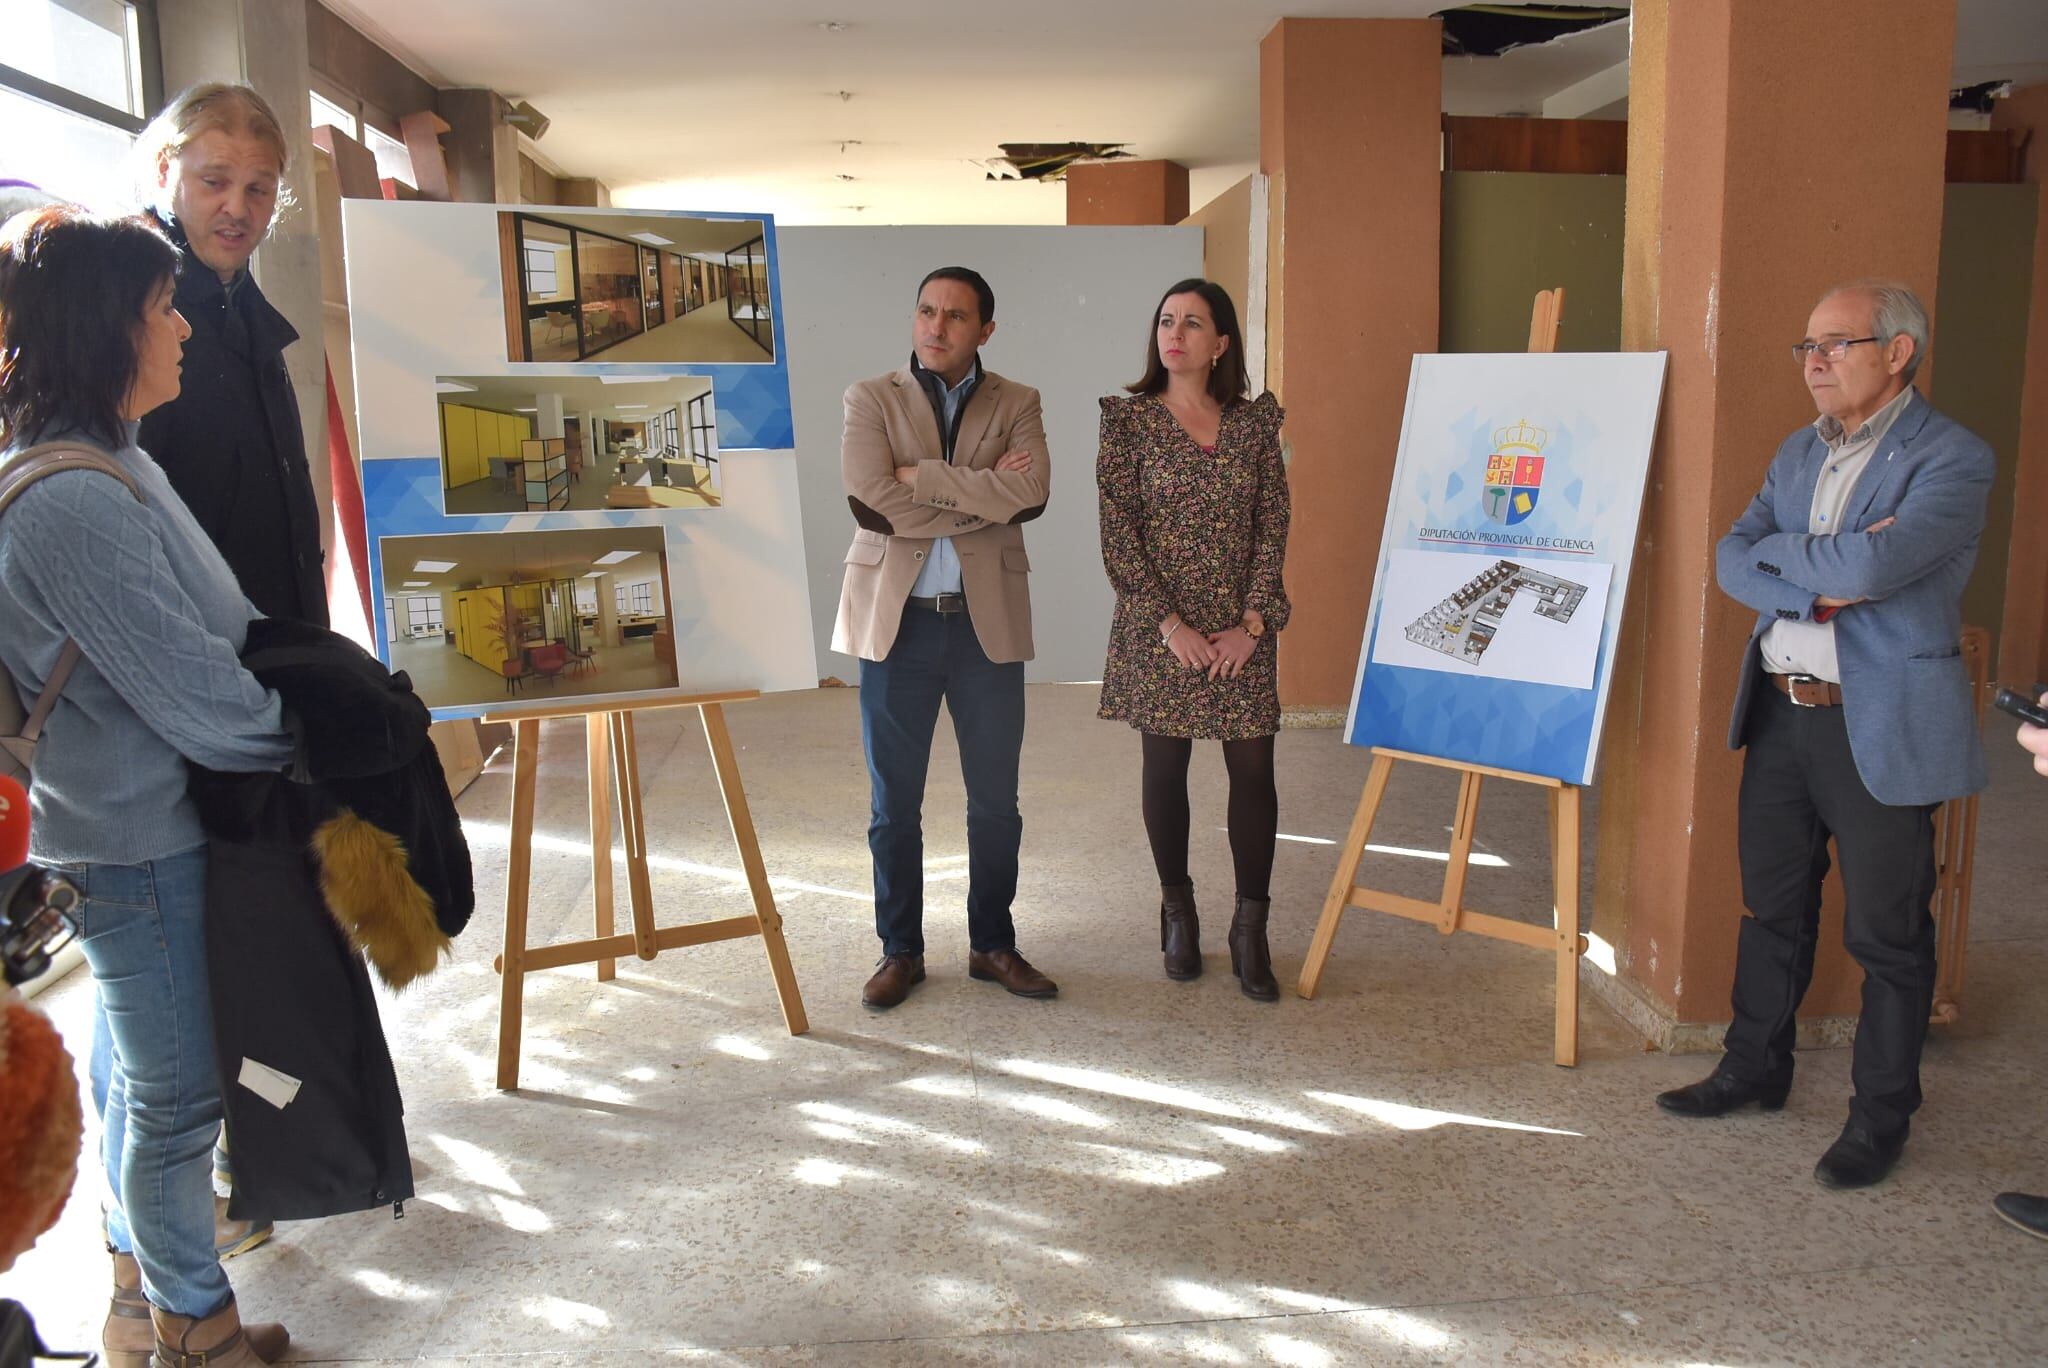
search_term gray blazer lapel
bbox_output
[1841,391,1931,531]
[1779,432,1825,532]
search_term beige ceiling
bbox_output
[324,0,2048,227]
[437,372,712,416]
[382,526,665,591]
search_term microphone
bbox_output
[0,774,26,872]
[1,775,76,986]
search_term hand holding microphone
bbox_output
[0,772,26,871]
[1,774,79,988]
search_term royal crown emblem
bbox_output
[1491,419,1548,454]
[1483,418,1548,526]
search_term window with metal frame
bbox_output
[688,393,717,465]
[405,595,443,637]
[309,71,414,188]
[309,85,357,139]
[0,0,162,211]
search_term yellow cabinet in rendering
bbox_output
[442,405,479,487]
[441,404,535,489]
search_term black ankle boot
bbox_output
[1160,881,1201,980]
[1228,895,1278,1001]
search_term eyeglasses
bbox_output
[1791,336,1881,363]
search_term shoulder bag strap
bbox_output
[0,442,146,739]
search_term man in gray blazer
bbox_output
[1657,281,1993,1190]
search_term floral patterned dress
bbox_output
[1096,391,1291,740]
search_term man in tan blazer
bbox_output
[833,266,1055,1009]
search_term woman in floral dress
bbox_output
[1097,278,1290,1000]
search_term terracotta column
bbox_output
[1593,0,1957,1044]
[1066,160,1190,225]
[1993,83,2048,686]
[1259,18,1443,711]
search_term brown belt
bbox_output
[1769,672,1843,707]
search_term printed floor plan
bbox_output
[1404,559,1589,667]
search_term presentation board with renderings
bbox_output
[340,200,812,719]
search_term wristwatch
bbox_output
[1243,615,1265,639]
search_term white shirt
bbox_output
[1760,385,1917,682]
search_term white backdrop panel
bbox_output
[778,226,1204,686]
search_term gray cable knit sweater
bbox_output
[0,423,294,865]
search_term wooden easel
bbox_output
[1526,286,1565,353]
[1296,287,1587,1067]
[1930,624,1990,1023]
[1296,750,1587,1066]
[483,691,808,1090]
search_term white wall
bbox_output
[778,227,1204,685]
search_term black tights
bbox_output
[1139,732,1278,901]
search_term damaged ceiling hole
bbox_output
[1435,4,1628,59]
[983,7,1636,183]
[984,142,1132,183]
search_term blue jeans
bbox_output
[59,848,232,1318]
[88,1013,234,1206]
[859,604,1025,957]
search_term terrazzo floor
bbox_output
[8,683,2045,1364]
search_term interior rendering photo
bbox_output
[377,527,680,710]
[497,209,774,364]
[434,373,721,515]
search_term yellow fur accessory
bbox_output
[312,810,451,990]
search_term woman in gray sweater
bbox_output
[0,206,295,1366]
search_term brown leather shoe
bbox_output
[215,1193,273,1260]
[861,953,925,1009]
[106,1252,288,1367]
[104,1249,152,1368]
[967,948,1058,998]
[150,1294,288,1366]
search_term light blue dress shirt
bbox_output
[909,366,976,597]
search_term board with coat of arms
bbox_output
[1345,352,1667,785]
